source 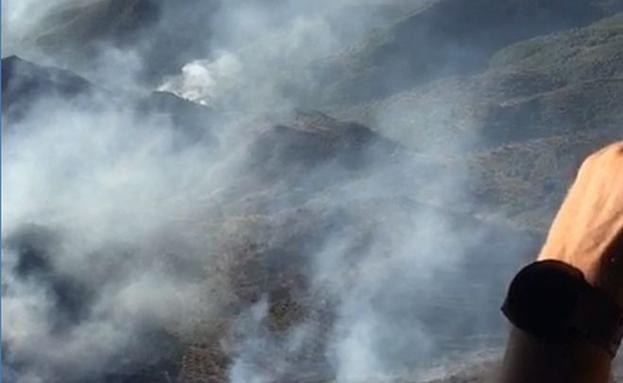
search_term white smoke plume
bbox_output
[158,1,402,112]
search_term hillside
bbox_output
[3,2,623,383]
[336,13,623,145]
[1,55,98,121]
[334,14,623,234]
[2,57,541,383]
[26,0,218,82]
[322,0,623,103]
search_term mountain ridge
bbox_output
[4,2,623,383]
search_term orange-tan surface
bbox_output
[539,142,623,305]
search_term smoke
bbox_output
[158,0,410,113]
[3,1,537,383]
[1,0,90,57]
[2,93,243,381]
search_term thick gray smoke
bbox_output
[2,1,537,383]
[2,95,241,382]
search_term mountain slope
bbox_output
[490,13,623,82]
[5,3,623,383]
[323,0,622,104]
[2,56,542,383]
[29,0,218,82]
[331,14,623,247]
[336,13,623,150]
[1,55,98,121]
[2,56,218,144]
[1,55,93,98]
[34,0,160,49]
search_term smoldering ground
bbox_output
[0,1,572,382]
[2,93,534,382]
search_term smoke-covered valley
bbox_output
[2,1,623,382]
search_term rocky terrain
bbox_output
[336,12,623,232]
[321,0,623,103]
[3,1,623,383]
